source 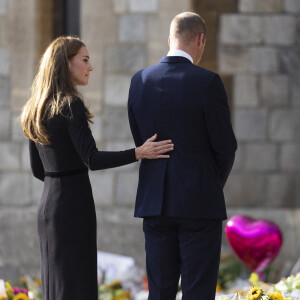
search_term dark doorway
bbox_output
[192,0,238,107]
[53,0,81,37]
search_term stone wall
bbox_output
[0,0,299,280]
[219,0,300,266]
[0,0,43,279]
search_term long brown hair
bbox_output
[20,36,93,145]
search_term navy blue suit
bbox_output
[128,56,237,299]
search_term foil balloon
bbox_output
[225,215,283,274]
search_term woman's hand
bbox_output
[135,134,174,160]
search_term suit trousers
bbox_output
[143,216,222,300]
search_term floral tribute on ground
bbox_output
[1,258,299,299]
[216,272,300,300]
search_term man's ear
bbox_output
[201,33,206,45]
[196,34,202,47]
[168,36,171,47]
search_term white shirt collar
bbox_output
[167,49,193,63]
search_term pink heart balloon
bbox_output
[225,215,283,274]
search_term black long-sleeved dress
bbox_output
[29,97,137,300]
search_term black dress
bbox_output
[29,97,137,300]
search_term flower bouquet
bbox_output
[0,277,42,300]
[98,280,130,300]
[1,281,29,300]
[216,272,300,300]
[269,273,300,300]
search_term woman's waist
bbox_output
[44,166,88,178]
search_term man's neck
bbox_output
[167,49,193,63]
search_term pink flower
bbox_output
[20,288,28,295]
[12,287,21,294]
[12,287,28,295]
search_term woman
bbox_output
[20,36,173,300]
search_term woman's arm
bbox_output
[67,99,173,171]
[29,139,45,181]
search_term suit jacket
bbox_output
[128,56,237,219]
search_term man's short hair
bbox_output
[170,12,206,43]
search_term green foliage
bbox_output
[218,255,250,289]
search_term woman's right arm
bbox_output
[67,99,173,171]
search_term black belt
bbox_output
[44,167,88,178]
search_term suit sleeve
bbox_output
[29,139,45,182]
[68,98,137,171]
[128,78,144,147]
[204,74,237,188]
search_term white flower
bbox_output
[134,291,149,300]
[274,280,291,293]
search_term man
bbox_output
[128,12,237,300]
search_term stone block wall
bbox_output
[0,0,44,279]
[0,0,56,279]
[219,0,300,264]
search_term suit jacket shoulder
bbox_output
[135,58,219,84]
